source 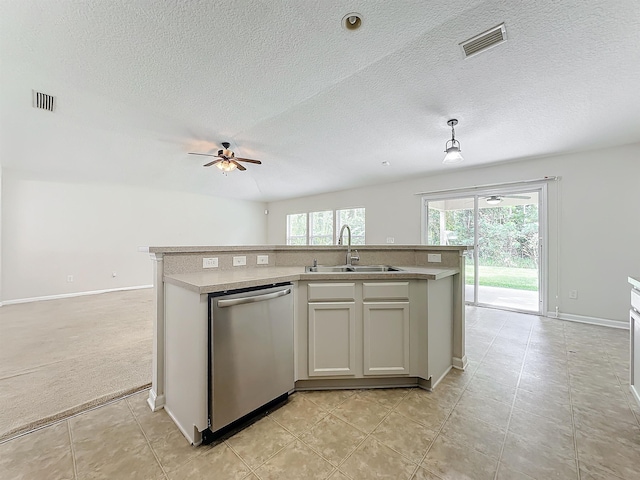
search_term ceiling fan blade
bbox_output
[188,152,218,157]
[231,160,246,171]
[505,195,531,199]
[234,157,262,164]
[203,159,222,167]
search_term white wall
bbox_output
[267,143,640,324]
[2,170,267,302]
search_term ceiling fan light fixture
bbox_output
[216,160,237,172]
[485,196,502,205]
[188,140,262,173]
[443,119,464,164]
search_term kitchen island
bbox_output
[145,245,467,444]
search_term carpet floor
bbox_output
[0,289,154,442]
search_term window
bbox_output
[286,213,307,245]
[309,210,333,245]
[337,208,365,245]
[286,207,365,245]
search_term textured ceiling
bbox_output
[1,0,639,201]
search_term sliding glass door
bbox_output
[426,197,476,303]
[424,187,543,314]
[476,191,540,312]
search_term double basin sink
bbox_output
[305,265,403,273]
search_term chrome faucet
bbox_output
[338,224,360,266]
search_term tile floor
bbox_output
[1,307,638,480]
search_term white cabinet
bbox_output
[294,277,454,388]
[308,302,356,376]
[363,282,410,376]
[307,283,356,377]
[363,302,409,375]
[305,281,411,379]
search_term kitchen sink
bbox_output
[349,265,403,272]
[305,265,403,273]
[304,265,352,272]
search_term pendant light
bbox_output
[443,119,464,164]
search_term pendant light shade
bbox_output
[443,119,464,164]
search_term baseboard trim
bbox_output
[430,365,453,389]
[295,377,418,390]
[452,355,468,370]
[147,389,165,412]
[546,311,629,330]
[2,285,153,306]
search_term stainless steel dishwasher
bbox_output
[206,283,294,440]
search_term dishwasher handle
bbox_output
[216,288,291,308]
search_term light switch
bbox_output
[233,256,247,266]
[257,255,269,265]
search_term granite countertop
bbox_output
[630,276,640,290]
[164,266,460,294]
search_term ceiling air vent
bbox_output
[460,23,507,58]
[32,90,56,112]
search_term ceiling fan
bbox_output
[482,194,531,205]
[188,142,262,173]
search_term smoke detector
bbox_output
[460,23,507,58]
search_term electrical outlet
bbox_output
[257,255,269,265]
[67,275,74,283]
[386,237,395,244]
[569,290,578,299]
[203,257,218,268]
[233,256,247,266]
[428,254,442,263]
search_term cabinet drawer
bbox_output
[308,283,356,302]
[363,282,409,301]
[632,288,640,312]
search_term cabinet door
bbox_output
[363,302,410,375]
[308,302,356,376]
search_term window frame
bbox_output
[285,207,365,245]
